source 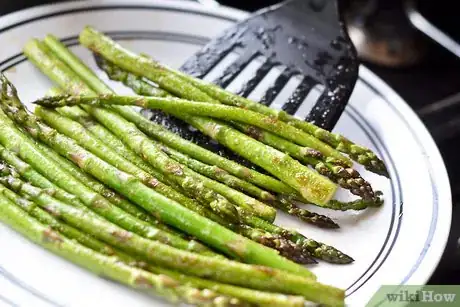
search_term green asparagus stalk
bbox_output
[79,28,352,168]
[25,42,244,223]
[33,40,277,222]
[0,109,220,259]
[0,143,85,209]
[91,58,380,212]
[0,192,246,307]
[1,174,345,306]
[34,94,382,204]
[160,146,338,228]
[4,126,311,265]
[232,122,380,201]
[178,77,388,176]
[159,145,276,202]
[40,108,277,223]
[54,104,174,185]
[48,43,294,197]
[271,196,339,228]
[35,106,243,223]
[19,92,171,228]
[1,80,318,278]
[0,180,117,257]
[34,93,354,167]
[37,107,274,224]
[78,28,339,205]
[25,39,318,263]
[243,213,353,264]
[0,175,305,307]
[1,178,306,307]
[34,139,186,237]
[90,37,386,177]
[43,110,317,262]
[38,37,349,262]
[37,32,350,262]
[148,268,306,307]
[0,141,214,257]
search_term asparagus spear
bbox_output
[0,192,246,307]
[159,145,276,202]
[0,143,84,208]
[25,40,317,262]
[160,145,338,228]
[35,44,278,223]
[148,268,306,307]
[35,106,243,223]
[188,78,389,176]
[78,28,339,205]
[271,196,339,229]
[89,58,374,211]
[90,38,386,177]
[35,94,382,202]
[1,82,317,278]
[98,63,295,197]
[38,37,350,261]
[89,59,380,212]
[2,174,345,306]
[79,28,351,166]
[40,109,316,262]
[180,78,388,176]
[0,141,215,257]
[34,140,187,237]
[232,122,380,202]
[0,179,305,307]
[35,93,354,167]
[38,41,277,222]
[0,111,220,259]
[1,174,305,307]
[14,135,310,264]
[235,207,352,264]
[47,43,294,197]
[54,104,175,185]
[0,180,117,257]
[19,94,173,229]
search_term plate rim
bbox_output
[0,0,452,301]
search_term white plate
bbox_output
[0,1,451,306]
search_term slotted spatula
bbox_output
[141,0,359,171]
[179,0,359,131]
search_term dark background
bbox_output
[1,0,459,284]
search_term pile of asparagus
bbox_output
[0,26,389,306]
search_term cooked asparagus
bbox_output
[35,106,244,223]
[1,174,346,306]
[0,76,317,278]
[87,32,387,177]
[3,174,306,306]
[78,27,339,206]
[0,191,245,307]
[44,33,293,195]
[90,57,380,210]
[232,122,380,202]
[24,40,319,263]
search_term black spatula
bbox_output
[142,0,359,171]
[179,0,359,131]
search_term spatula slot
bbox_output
[202,50,240,83]
[282,76,319,115]
[224,55,266,93]
[294,83,325,120]
[268,73,303,110]
[213,52,259,88]
[244,65,283,101]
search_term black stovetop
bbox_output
[2,0,459,285]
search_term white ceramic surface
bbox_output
[0,1,451,306]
